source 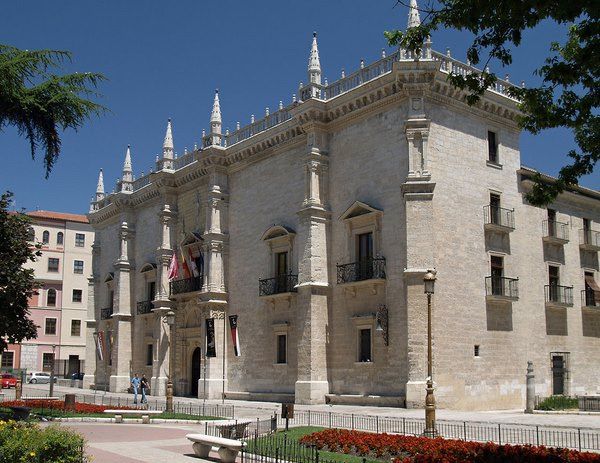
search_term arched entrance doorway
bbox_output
[191,347,201,397]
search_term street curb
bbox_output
[51,417,217,424]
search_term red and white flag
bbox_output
[94,331,104,361]
[229,315,241,357]
[167,250,179,281]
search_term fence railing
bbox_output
[580,229,600,248]
[579,396,600,412]
[337,257,386,284]
[273,410,600,452]
[485,276,519,299]
[169,275,203,296]
[582,289,599,307]
[484,205,515,230]
[100,307,113,320]
[259,274,298,296]
[543,220,569,242]
[544,285,573,306]
[136,300,153,315]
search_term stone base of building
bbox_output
[405,380,429,409]
[82,375,95,390]
[151,376,167,397]
[224,391,295,403]
[109,375,131,393]
[198,378,227,400]
[295,380,329,404]
[325,394,406,407]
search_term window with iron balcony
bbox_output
[484,193,514,232]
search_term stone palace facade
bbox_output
[84,3,600,409]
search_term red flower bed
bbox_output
[299,429,600,463]
[1,399,135,414]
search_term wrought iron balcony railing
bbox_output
[582,289,599,308]
[542,220,569,243]
[170,275,203,296]
[580,229,600,250]
[337,257,386,284]
[544,285,573,306]
[485,276,519,300]
[100,307,113,320]
[136,300,154,315]
[484,205,515,230]
[259,274,298,296]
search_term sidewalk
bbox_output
[8,383,600,429]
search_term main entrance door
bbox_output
[552,354,565,395]
[191,348,201,397]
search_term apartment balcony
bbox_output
[259,274,298,297]
[136,300,154,315]
[544,285,573,308]
[169,275,203,297]
[485,276,519,301]
[582,289,599,309]
[100,307,113,320]
[579,229,600,252]
[483,205,515,233]
[542,220,569,245]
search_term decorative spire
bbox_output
[94,168,105,203]
[407,0,421,29]
[209,89,222,146]
[308,32,322,85]
[159,118,175,170]
[120,145,133,192]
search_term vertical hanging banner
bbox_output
[206,318,216,358]
[229,315,241,357]
[105,330,113,361]
[93,332,104,361]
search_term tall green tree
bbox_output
[0,44,106,177]
[0,192,40,352]
[385,0,599,205]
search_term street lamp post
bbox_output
[49,344,56,397]
[423,269,437,437]
[163,310,176,413]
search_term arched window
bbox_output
[27,227,35,241]
[57,232,64,245]
[47,289,57,307]
[42,230,50,244]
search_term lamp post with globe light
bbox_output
[423,269,437,437]
[163,310,176,413]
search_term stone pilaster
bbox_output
[82,275,98,389]
[295,121,330,404]
[198,308,228,399]
[109,221,134,393]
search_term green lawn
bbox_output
[247,426,384,463]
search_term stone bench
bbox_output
[103,409,163,424]
[186,433,245,463]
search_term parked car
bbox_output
[70,372,84,380]
[1,373,18,388]
[26,372,56,384]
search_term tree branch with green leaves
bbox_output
[0,44,107,177]
[385,0,598,205]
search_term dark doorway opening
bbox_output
[191,347,201,397]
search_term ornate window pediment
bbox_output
[103,272,114,284]
[261,225,296,242]
[339,201,383,222]
[139,262,157,273]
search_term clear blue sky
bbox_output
[1,1,597,213]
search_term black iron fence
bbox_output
[580,229,600,248]
[485,276,519,299]
[136,300,153,314]
[337,257,386,284]
[170,275,203,295]
[484,205,515,229]
[543,220,569,241]
[544,285,574,306]
[273,410,600,452]
[100,307,113,320]
[582,289,599,307]
[259,274,298,296]
[579,396,600,412]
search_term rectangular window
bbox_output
[48,258,59,272]
[489,193,501,225]
[42,353,54,372]
[547,209,556,237]
[358,328,372,362]
[490,255,504,296]
[73,260,84,274]
[487,131,498,163]
[549,265,560,287]
[71,319,81,337]
[357,232,373,262]
[45,318,57,335]
[276,252,288,276]
[72,289,82,302]
[146,344,153,366]
[1,351,14,368]
[147,281,156,301]
[57,232,64,245]
[109,290,114,309]
[75,233,85,247]
[276,334,287,364]
[474,345,480,357]
[583,218,592,245]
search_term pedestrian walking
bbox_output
[141,375,149,404]
[130,373,141,405]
